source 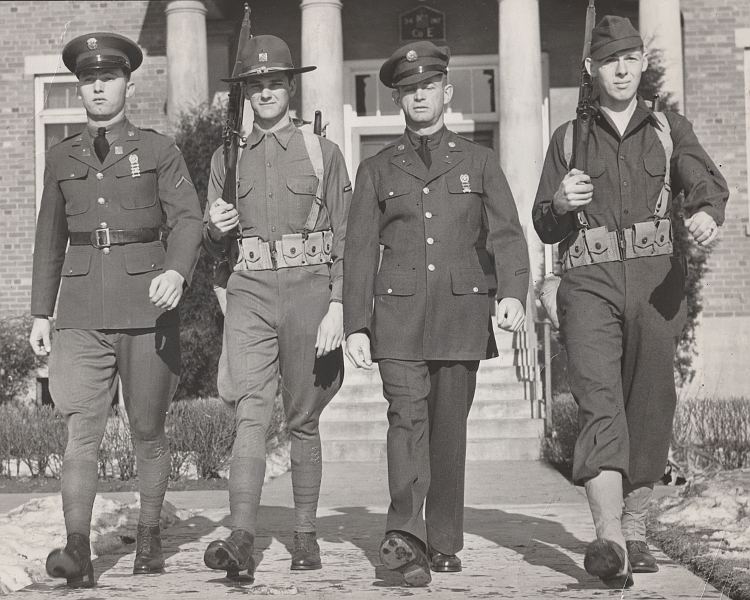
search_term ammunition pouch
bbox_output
[560,219,673,271]
[230,231,333,272]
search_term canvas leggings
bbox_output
[218,266,343,536]
[49,326,180,537]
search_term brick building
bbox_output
[0,0,748,399]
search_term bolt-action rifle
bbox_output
[213,4,252,312]
[572,0,596,229]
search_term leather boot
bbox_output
[379,531,431,587]
[204,528,255,580]
[429,548,462,572]
[291,531,322,570]
[46,532,95,588]
[626,540,658,573]
[133,523,165,574]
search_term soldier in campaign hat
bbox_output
[30,32,203,586]
[344,41,529,586]
[533,15,729,588]
[201,34,351,579]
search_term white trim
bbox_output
[735,29,750,235]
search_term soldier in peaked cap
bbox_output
[344,41,529,586]
[201,34,351,579]
[533,15,728,588]
[30,32,203,586]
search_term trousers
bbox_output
[559,255,687,486]
[378,359,478,555]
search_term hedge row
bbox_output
[0,396,289,480]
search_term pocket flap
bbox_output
[124,246,165,274]
[287,175,318,195]
[305,231,325,258]
[587,158,606,178]
[633,221,657,249]
[446,173,483,195]
[654,219,671,248]
[61,251,91,276]
[585,226,610,256]
[375,270,416,296]
[565,231,586,259]
[644,155,667,177]
[240,237,261,263]
[378,186,410,202]
[58,162,89,181]
[281,235,304,260]
[451,268,489,295]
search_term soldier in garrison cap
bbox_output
[30,32,203,586]
[344,41,529,586]
[201,34,351,579]
[533,16,729,588]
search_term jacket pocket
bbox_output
[644,155,667,212]
[115,153,158,209]
[378,185,411,202]
[61,251,91,276]
[124,245,166,275]
[584,158,607,215]
[375,270,416,296]
[446,172,484,195]
[59,163,90,215]
[287,175,319,229]
[451,268,488,295]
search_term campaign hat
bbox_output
[62,32,143,75]
[222,35,316,82]
[590,16,643,61]
[379,41,450,89]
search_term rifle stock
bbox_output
[572,0,596,228]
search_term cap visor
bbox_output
[221,65,316,83]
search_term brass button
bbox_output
[427,237,434,244]
[428,264,435,271]
[423,187,430,194]
[151,263,155,268]
[387,288,393,294]
[96,172,103,180]
[102,247,110,255]
[69,268,73,274]
[98,197,105,205]
[389,191,394,196]
[425,212,432,219]
[623,181,628,187]
[473,287,479,292]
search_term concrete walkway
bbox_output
[8,461,722,599]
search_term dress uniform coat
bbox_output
[344,127,529,555]
[31,119,203,329]
[533,98,729,486]
[344,129,529,360]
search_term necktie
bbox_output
[94,127,109,162]
[417,135,431,169]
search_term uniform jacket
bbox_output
[343,128,530,361]
[533,97,729,245]
[203,121,351,302]
[31,119,203,329]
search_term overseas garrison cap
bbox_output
[62,32,143,75]
[222,35,316,82]
[379,41,450,89]
[590,16,643,61]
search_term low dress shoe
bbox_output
[133,523,164,574]
[204,528,255,580]
[626,539,659,573]
[45,532,95,588]
[429,549,462,572]
[291,531,322,570]
[584,538,634,588]
[379,531,431,587]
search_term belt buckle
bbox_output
[92,228,111,249]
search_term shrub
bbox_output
[0,403,66,477]
[540,392,579,479]
[0,315,47,404]
[670,397,750,479]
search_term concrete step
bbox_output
[320,416,543,442]
[322,434,543,462]
[322,396,533,422]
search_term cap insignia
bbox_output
[259,52,268,63]
[406,50,418,62]
[86,37,98,50]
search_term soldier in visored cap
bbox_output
[533,16,729,588]
[201,34,351,580]
[29,32,203,586]
[344,41,530,586]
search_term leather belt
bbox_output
[69,227,163,249]
[560,219,673,272]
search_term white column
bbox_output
[300,0,345,150]
[498,0,545,290]
[165,0,209,123]
[639,0,684,112]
